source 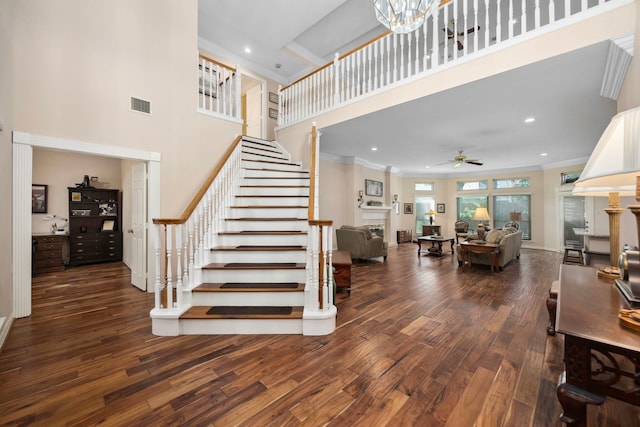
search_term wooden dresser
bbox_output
[32,234,67,275]
[397,229,413,243]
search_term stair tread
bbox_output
[218,230,308,235]
[181,305,304,319]
[230,205,308,209]
[240,185,308,188]
[225,217,307,221]
[236,195,309,199]
[243,168,309,174]
[194,282,304,292]
[241,150,288,161]
[203,262,306,270]
[242,159,300,166]
[245,177,309,180]
[212,245,305,251]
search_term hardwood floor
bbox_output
[1,245,639,426]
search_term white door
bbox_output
[245,84,262,138]
[131,162,147,290]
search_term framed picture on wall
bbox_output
[437,203,445,213]
[269,91,279,104]
[269,108,278,119]
[404,203,413,214]
[32,184,48,214]
[365,179,383,197]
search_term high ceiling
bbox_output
[198,0,619,177]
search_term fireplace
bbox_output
[367,224,384,238]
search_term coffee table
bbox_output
[416,236,455,256]
[459,240,500,272]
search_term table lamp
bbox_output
[472,207,491,240]
[427,209,436,225]
[573,106,640,280]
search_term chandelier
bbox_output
[373,0,440,34]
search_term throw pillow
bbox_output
[485,229,505,244]
[502,226,517,235]
[356,226,372,239]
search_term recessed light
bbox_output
[524,117,535,123]
[425,166,430,169]
[244,47,251,54]
[540,153,548,157]
[371,147,378,151]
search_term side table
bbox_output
[459,241,500,272]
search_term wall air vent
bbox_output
[130,97,151,114]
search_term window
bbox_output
[415,196,435,234]
[415,182,434,191]
[493,178,530,189]
[561,171,581,185]
[493,194,531,240]
[456,196,488,230]
[457,180,488,191]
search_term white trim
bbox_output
[196,108,244,125]
[12,132,162,317]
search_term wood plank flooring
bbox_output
[1,245,640,426]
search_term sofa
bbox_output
[336,225,388,261]
[455,227,523,270]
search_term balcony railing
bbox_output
[278,0,620,126]
[198,55,241,121]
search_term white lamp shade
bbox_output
[472,207,491,222]
[573,106,640,194]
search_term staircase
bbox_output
[151,136,336,335]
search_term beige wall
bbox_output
[0,0,14,322]
[12,0,241,218]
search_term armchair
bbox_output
[336,225,388,261]
[454,220,469,243]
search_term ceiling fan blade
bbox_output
[465,160,484,166]
[466,26,480,35]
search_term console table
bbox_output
[556,264,640,426]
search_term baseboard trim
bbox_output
[0,315,14,352]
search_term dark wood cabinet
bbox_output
[33,234,66,274]
[68,188,122,266]
[397,229,413,243]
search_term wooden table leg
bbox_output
[556,372,605,427]
[417,240,422,256]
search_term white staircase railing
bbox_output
[198,54,241,122]
[278,0,622,126]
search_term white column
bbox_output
[12,142,32,318]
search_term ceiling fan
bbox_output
[443,20,480,51]
[443,150,484,168]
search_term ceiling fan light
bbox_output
[373,0,439,34]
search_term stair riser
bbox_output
[216,234,308,246]
[180,318,303,335]
[208,250,306,264]
[228,207,307,218]
[224,220,308,232]
[202,269,306,283]
[243,169,309,178]
[234,196,309,206]
[242,178,309,186]
[242,140,280,151]
[241,160,300,171]
[242,152,289,163]
[238,187,308,196]
[191,291,304,307]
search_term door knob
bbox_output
[127,229,134,234]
